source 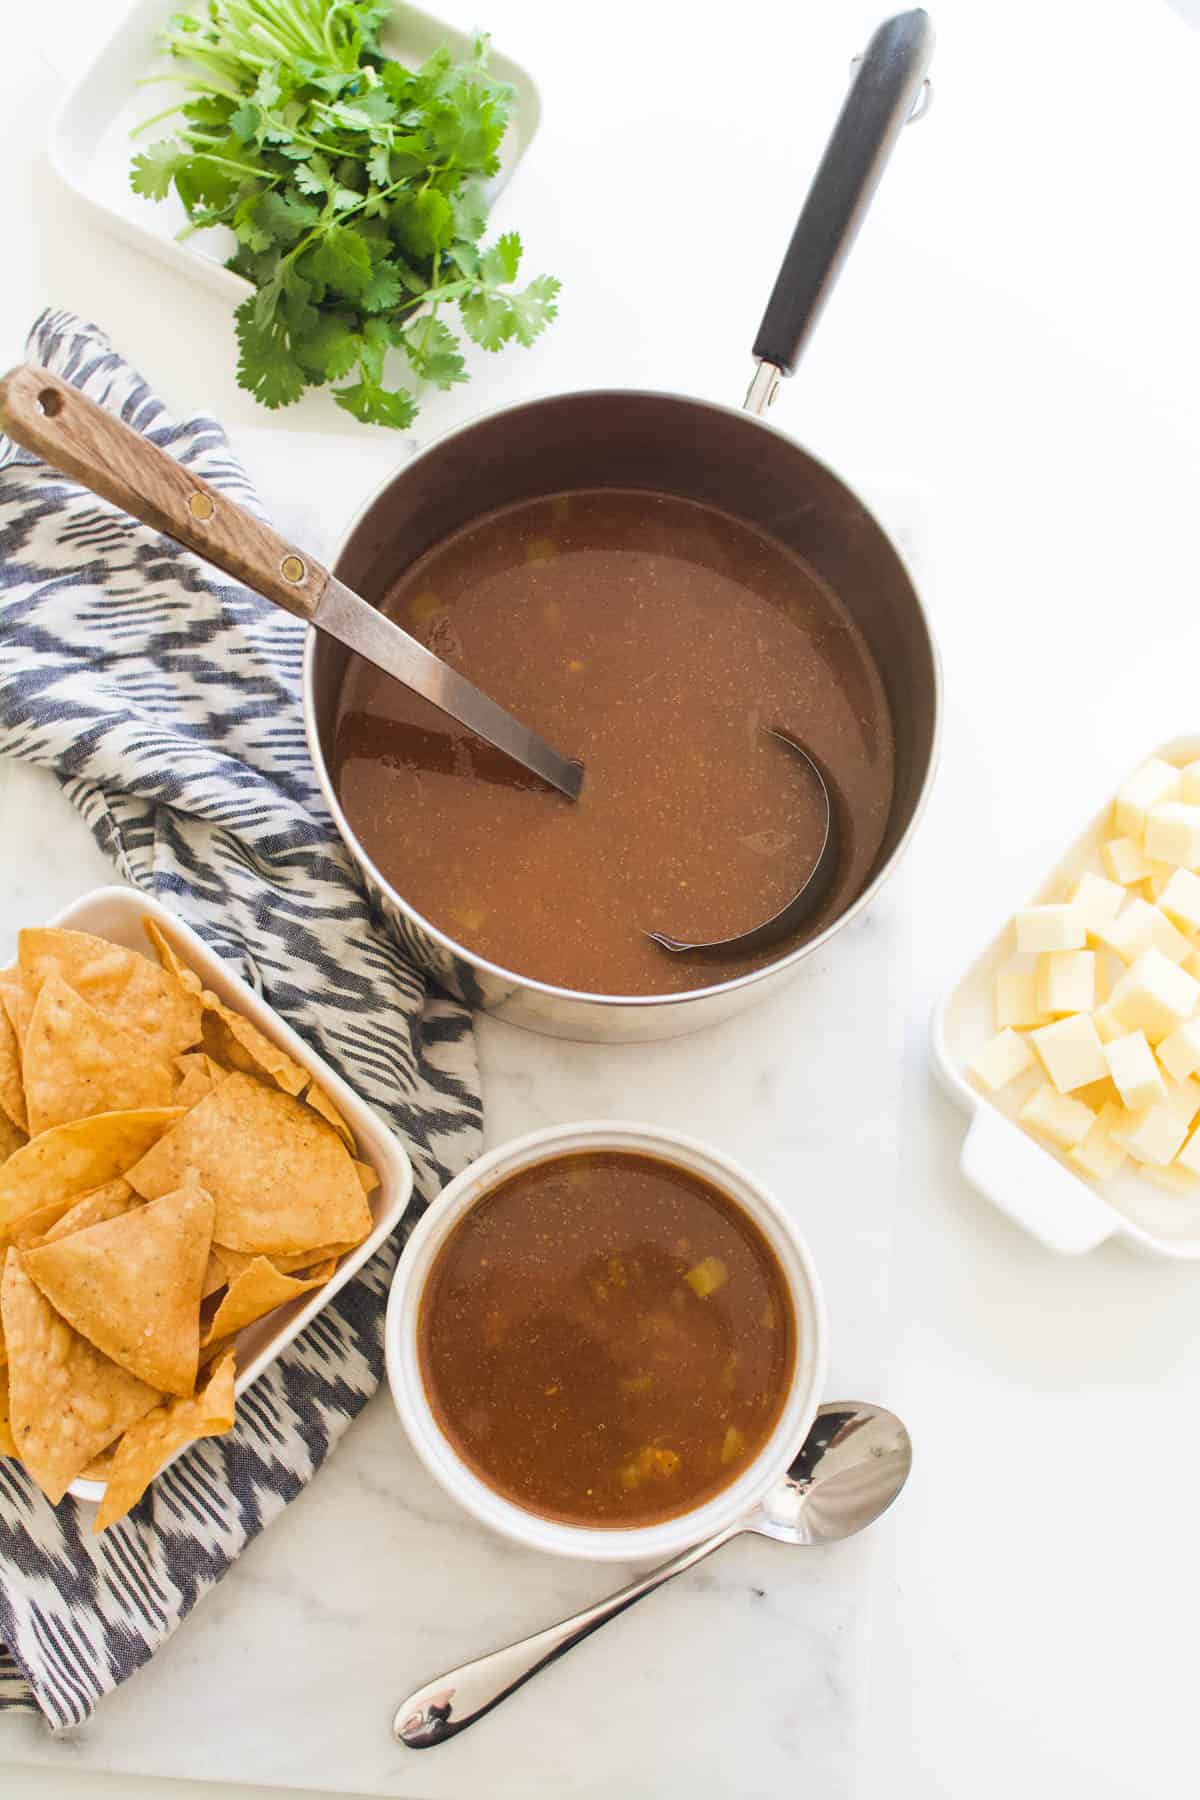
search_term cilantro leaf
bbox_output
[403,316,467,388]
[234,296,307,407]
[508,273,561,346]
[130,140,182,201]
[459,287,513,352]
[253,189,321,246]
[480,230,521,286]
[333,378,418,429]
[303,224,373,298]
[361,259,405,313]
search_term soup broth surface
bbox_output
[418,1151,797,1528]
[333,488,895,994]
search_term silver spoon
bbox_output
[393,1399,911,1749]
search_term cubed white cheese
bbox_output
[1141,1163,1200,1194]
[1101,838,1152,886]
[970,1029,1036,1093]
[1035,950,1095,1016]
[994,968,1048,1030]
[1069,872,1125,934]
[1146,861,1176,901]
[1112,1103,1189,1166]
[1103,897,1192,966]
[1030,1013,1108,1093]
[1093,1001,1126,1043]
[1179,761,1200,805]
[1019,1083,1096,1150]
[1157,1019,1200,1084]
[1014,905,1086,954]
[1145,803,1200,869]
[1165,1076,1200,1127]
[1115,758,1181,835]
[1069,1102,1128,1182]
[1158,868,1200,934]
[1102,1031,1167,1111]
[1177,1125,1200,1177]
[1109,950,1200,1043]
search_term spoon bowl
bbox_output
[393,1400,911,1749]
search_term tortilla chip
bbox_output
[23,1184,214,1396]
[353,1159,379,1196]
[1,1248,159,1503]
[0,1364,16,1457]
[0,1107,183,1231]
[127,1072,371,1254]
[173,1053,226,1107]
[201,1248,227,1299]
[23,974,178,1136]
[201,1254,334,1345]
[305,1082,355,1150]
[0,1110,26,1166]
[9,1179,135,1251]
[0,972,27,1134]
[94,1349,236,1532]
[142,918,202,996]
[18,928,202,1064]
[80,1444,117,1481]
[200,992,308,1096]
[215,1239,357,1283]
[0,966,30,1050]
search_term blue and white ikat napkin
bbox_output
[0,309,482,1727]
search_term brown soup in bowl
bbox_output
[418,1150,796,1528]
[332,487,895,997]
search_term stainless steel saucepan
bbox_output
[306,9,941,1042]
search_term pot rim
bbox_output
[303,385,943,1012]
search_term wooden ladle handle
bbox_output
[0,365,329,622]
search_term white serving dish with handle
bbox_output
[932,733,1200,1261]
[46,0,541,299]
[37,884,413,1505]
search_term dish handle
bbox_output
[959,1106,1120,1256]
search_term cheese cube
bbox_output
[1035,950,1095,1016]
[1158,869,1200,934]
[1157,1019,1200,1084]
[1180,760,1200,805]
[1014,905,1086,954]
[1165,1076,1200,1127]
[1069,872,1125,934]
[1177,1125,1200,1177]
[1145,803,1200,869]
[1146,861,1176,901]
[1115,758,1181,835]
[970,1029,1036,1093]
[994,968,1048,1030]
[1110,1103,1188,1166]
[1019,1083,1096,1149]
[1093,1001,1126,1043]
[1101,838,1152,885]
[1069,1102,1128,1182]
[1141,1164,1200,1194]
[1103,898,1192,966]
[1102,1031,1167,1111]
[1030,1014,1108,1093]
[1109,950,1200,1043]
[1189,949,1200,983]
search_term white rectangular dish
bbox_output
[34,884,413,1504]
[48,0,541,299]
[932,733,1200,1261]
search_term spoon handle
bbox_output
[393,1522,741,1749]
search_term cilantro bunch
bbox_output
[131,0,559,427]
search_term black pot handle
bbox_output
[749,9,935,399]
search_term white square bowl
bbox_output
[16,884,413,1505]
[931,733,1200,1261]
[48,0,541,300]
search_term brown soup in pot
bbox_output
[332,487,895,995]
[418,1151,796,1528]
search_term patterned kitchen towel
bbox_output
[0,309,482,1728]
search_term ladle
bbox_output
[0,365,584,801]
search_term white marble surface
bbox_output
[3,0,1200,1795]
